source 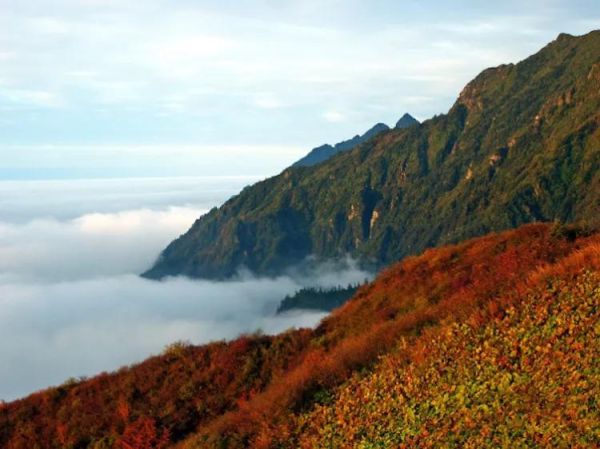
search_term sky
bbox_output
[0,0,599,178]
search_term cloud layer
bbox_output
[0,272,332,402]
[0,178,370,401]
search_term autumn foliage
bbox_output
[293,269,600,448]
[1,223,599,449]
[119,417,169,449]
[0,329,313,449]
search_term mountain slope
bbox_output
[3,224,599,449]
[144,30,600,280]
[294,270,600,449]
[292,122,391,168]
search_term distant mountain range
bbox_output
[293,113,419,167]
[144,30,600,280]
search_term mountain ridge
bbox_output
[292,122,389,168]
[293,116,419,168]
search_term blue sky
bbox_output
[0,0,599,178]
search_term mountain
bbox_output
[3,223,599,448]
[292,122,392,167]
[395,112,419,129]
[143,31,600,281]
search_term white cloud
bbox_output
[0,207,202,282]
[27,16,71,34]
[254,93,283,109]
[151,35,235,61]
[322,110,347,123]
[1,89,65,108]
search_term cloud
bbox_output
[0,178,371,401]
[151,34,235,62]
[254,93,283,109]
[27,16,71,35]
[1,88,65,108]
[0,207,203,282]
[322,110,347,123]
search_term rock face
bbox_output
[144,31,600,280]
[292,122,391,168]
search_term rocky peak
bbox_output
[395,113,419,129]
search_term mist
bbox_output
[0,178,371,401]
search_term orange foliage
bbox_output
[117,398,130,423]
[55,423,71,447]
[119,417,169,449]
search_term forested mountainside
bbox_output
[3,223,599,448]
[144,31,600,280]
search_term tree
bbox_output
[118,417,169,449]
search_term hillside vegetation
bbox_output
[2,223,599,448]
[144,31,600,280]
[293,271,599,449]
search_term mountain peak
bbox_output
[363,122,390,138]
[556,32,574,41]
[395,113,419,129]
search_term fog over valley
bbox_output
[0,177,370,401]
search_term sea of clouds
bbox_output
[0,177,370,401]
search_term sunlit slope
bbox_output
[293,270,600,449]
[2,224,599,449]
[145,30,600,280]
